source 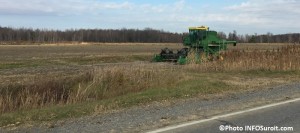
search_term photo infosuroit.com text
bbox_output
[219,125,293,132]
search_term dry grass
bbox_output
[0,43,184,114]
[228,43,289,51]
[0,64,182,114]
[2,43,299,114]
[185,45,300,72]
[2,43,300,124]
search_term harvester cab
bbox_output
[153,26,237,64]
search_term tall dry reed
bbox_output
[0,65,182,114]
[185,45,300,72]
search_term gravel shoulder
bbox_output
[2,81,300,133]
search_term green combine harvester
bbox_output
[153,26,237,64]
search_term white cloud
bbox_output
[100,1,133,9]
[0,0,134,15]
[174,0,185,11]
[227,0,300,13]
[184,0,300,34]
[225,0,300,27]
[0,0,189,15]
[1,0,300,34]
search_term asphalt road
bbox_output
[152,98,300,133]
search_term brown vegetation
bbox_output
[1,43,300,116]
[0,65,182,114]
[186,45,300,72]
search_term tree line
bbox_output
[0,27,182,44]
[0,26,299,44]
[218,31,300,43]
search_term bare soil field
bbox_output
[0,42,289,86]
[1,42,300,129]
[0,43,183,87]
[0,43,182,63]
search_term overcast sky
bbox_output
[0,0,299,34]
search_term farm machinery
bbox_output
[153,26,237,64]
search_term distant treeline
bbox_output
[0,26,300,44]
[219,31,300,43]
[0,26,182,43]
[247,33,300,43]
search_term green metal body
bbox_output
[153,26,236,64]
[183,26,236,56]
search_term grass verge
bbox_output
[1,70,299,127]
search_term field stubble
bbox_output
[1,43,300,127]
[186,44,300,71]
[0,43,184,114]
[0,64,185,114]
